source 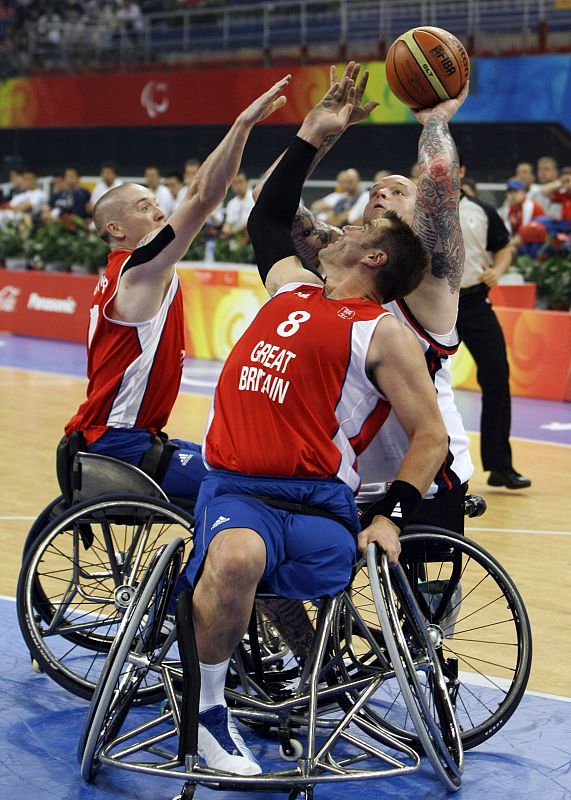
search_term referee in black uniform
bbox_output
[457,163,531,490]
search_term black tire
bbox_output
[21,495,68,559]
[331,528,531,752]
[17,494,193,701]
[78,537,184,780]
[367,546,463,790]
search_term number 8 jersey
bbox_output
[204,282,392,493]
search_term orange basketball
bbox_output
[385,26,469,110]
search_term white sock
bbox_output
[199,658,230,713]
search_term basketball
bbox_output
[385,26,469,110]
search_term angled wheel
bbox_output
[21,495,68,558]
[17,494,193,700]
[78,537,184,780]
[331,528,531,752]
[368,546,463,790]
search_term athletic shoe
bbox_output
[198,704,262,775]
[487,468,531,490]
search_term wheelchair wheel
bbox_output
[78,537,184,781]
[331,528,531,752]
[17,494,193,701]
[369,547,463,790]
[21,495,68,559]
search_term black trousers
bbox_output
[458,285,512,472]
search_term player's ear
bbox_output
[363,249,387,269]
[107,220,124,240]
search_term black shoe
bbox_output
[487,468,531,490]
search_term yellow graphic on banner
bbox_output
[0,79,37,126]
[334,62,415,124]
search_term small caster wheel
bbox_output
[279,738,303,761]
[32,658,44,674]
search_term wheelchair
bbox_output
[17,443,195,701]
[16,442,531,757]
[77,537,464,797]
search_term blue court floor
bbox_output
[1,594,571,800]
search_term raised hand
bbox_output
[298,78,358,146]
[328,62,380,126]
[239,75,292,127]
[412,80,470,126]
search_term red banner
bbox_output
[0,66,332,128]
[0,270,97,342]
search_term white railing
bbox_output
[5,0,571,74]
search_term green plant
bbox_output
[184,228,206,261]
[23,219,79,269]
[70,228,109,273]
[514,250,571,310]
[214,233,255,264]
[0,221,25,259]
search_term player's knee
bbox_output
[207,529,266,589]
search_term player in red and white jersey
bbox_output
[254,63,472,535]
[62,76,292,499]
[204,282,392,492]
[185,75,448,777]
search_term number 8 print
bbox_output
[276,310,311,338]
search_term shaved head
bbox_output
[93,183,150,242]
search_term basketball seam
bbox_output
[403,31,450,102]
[388,46,429,109]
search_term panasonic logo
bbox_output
[27,292,77,314]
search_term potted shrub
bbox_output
[70,227,109,274]
[214,232,255,264]
[23,219,78,271]
[515,237,571,311]
[0,221,26,268]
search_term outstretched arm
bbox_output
[407,82,469,333]
[252,63,378,271]
[248,77,358,296]
[115,76,291,321]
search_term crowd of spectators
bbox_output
[1,152,569,275]
[0,157,262,271]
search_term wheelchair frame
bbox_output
[77,538,463,798]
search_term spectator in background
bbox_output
[310,168,367,227]
[165,171,186,212]
[529,156,561,219]
[535,165,571,232]
[513,161,537,193]
[500,178,545,246]
[0,167,24,204]
[0,167,47,225]
[144,164,175,217]
[461,176,477,197]
[183,158,201,186]
[87,161,122,214]
[43,164,91,221]
[458,158,531,490]
[553,167,571,225]
[221,170,254,236]
[117,0,144,47]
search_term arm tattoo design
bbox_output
[412,116,464,294]
[291,207,338,269]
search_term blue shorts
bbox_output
[88,428,207,499]
[184,470,360,600]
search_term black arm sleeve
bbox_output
[124,224,176,270]
[247,136,318,284]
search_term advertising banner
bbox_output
[0,270,97,343]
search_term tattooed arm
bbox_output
[253,62,378,271]
[406,82,469,334]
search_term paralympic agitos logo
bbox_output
[140,81,170,119]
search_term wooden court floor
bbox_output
[1,365,570,697]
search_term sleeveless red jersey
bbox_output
[204,282,392,493]
[65,250,185,445]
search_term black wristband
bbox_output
[248,136,318,284]
[359,480,423,532]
